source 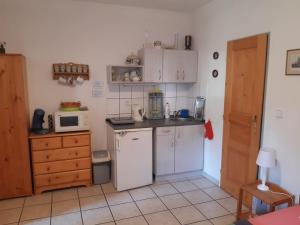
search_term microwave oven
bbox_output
[54,111,90,133]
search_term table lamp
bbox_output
[256,148,276,191]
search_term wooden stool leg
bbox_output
[237,188,243,220]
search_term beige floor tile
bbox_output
[160,194,190,209]
[19,217,50,225]
[171,205,206,224]
[217,197,248,213]
[145,210,180,225]
[52,188,78,202]
[105,191,132,206]
[190,178,216,189]
[20,204,51,221]
[0,208,22,225]
[51,212,82,225]
[110,202,141,220]
[189,221,213,225]
[151,184,178,196]
[80,194,107,211]
[101,183,117,194]
[81,207,113,225]
[129,187,156,201]
[24,193,52,206]
[171,181,198,192]
[101,223,116,225]
[182,189,213,204]
[153,176,169,185]
[136,198,167,214]
[202,187,230,200]
[115,216,148,225]
[164,174,188,183]
[52,199,80,216]
[195,201,230,219]
[0,197,24,211]
[209,214,235,225]
[78,185,103,198]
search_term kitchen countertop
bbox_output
[106,118,205,130]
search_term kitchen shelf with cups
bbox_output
[53,63,90,80]
[107,65,144,84]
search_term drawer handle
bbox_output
[75,152,78,156]
[74,139,78,144]
[132,138,139,141]
[47,167,50,171]
[45,142,49,146]
[76,175,79,179]
[76,163,79,167]
[48,178,51,183]
[162,130,171,133]
[46,155,50,159]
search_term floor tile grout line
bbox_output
[50,192,53,225]
[100,184,116,223]
[76,188,84,225]
[17,197,25,224]
[127,191,150,225]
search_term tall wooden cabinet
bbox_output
[0,54,32,199]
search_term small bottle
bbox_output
[165,102,170,119]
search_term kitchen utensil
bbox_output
[149,91,163,119]
[31,109,49,134]
[165,102,170,119]
[185,35,192,50]
[194,96,205,121]
[132,104,145,121]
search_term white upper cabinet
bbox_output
[163,49,198,83]
[138,48,198,83]
[138,48,163,83]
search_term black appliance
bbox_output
[31,109,49,134]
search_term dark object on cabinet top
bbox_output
[106,118,204,130]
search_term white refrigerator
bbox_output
[107,126,153,191]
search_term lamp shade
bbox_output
[256,148,276,168]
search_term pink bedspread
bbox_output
[249,206,300,225]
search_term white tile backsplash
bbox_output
[106,83,198,118]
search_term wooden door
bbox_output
[181,51,198,83]
[142,49,163,82]
[0,55,32,199]
[163,50,181,82]
[221,34,268,198]
[175,125,204,173]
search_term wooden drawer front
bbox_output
[35,169,91,187]
[63,135,90,147]
[34,158,91,175]
[32,137,62,150]
[32,146,90,163]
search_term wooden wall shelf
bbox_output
[53,63,90,80]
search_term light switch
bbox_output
[275,109,283,119]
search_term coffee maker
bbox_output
[31,109,49,134]
[193,97,205,121]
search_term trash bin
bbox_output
[92,150,111,184]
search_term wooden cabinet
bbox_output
[174,125,204,173]
[0,54,32,199]
[154,125,204,176]
[138,48,163,82]
[29,131,91,194]
[163,50,198,83]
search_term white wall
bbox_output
[193,0,300,200]
[0,0,192,150]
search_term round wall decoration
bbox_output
[213,52,219,60]
[212,69,219,78]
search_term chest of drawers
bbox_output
[29,131,91,194]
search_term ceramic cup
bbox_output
[76,76,84,84]
[58,76,67,84]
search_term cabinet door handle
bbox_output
[176,70,180,80]
[182,70,185,80]
[132,138,139,141]
[171,141,174,148]
[117,139,120,151]
[158,70,162,80]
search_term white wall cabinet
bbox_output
[154,125,204,176]
[138,48,198,83]
[138,48,163,82]
[107,126,153,191]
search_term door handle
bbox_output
[116,139,120,152]
[171,141,174,148]
[158,70,162,80]
[182,70,185,80]
[132,138,139,141]
[176,70,180,80]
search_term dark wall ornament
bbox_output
[212,69,219,78]
[213,51,219,60]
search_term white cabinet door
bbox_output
[142,49,163,82]
[154,127,175,176]
[181,51,198,83]
[116,129,152,191]
[163,50,182,82]
[175,125,204,173]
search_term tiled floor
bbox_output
[0,172,247,225]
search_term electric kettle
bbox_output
[132,104,145,122]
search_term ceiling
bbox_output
[80,0,211,12]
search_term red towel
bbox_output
[204,120,214,140]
